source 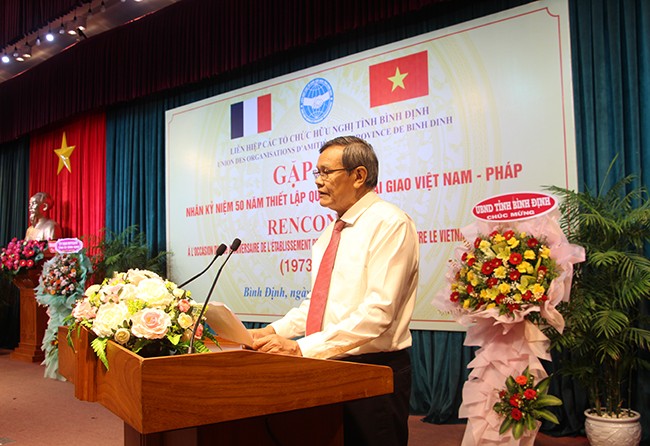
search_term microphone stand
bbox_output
[188,238,241,353]
[178,243,227,288]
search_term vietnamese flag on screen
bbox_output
[230,94,272,139]
[369,51,429,107]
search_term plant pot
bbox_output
[584,409,642,446]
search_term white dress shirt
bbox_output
[271,191,419,359]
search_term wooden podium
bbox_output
[58,327,393,446]
[10,268,47,363]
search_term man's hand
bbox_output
[253,334,302,356]
[248,325,276,341]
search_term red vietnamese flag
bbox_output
[369,51,429,107]
[29,112,106,250]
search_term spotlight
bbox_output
[77,14,87,31]
[67,17,78,35]
[21,43,31,59]
[59,22,65,34]
[14,45,24,62]
[46,28,55,42]
[1,52,10,64]
[36,35,41,46]
[87,5,93,19]
[100,0,106,13]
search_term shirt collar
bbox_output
[338,190,380,227]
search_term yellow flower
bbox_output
[524,249,536,260]
[114,328,131,345]
[495,246,511,263]
[177,312,194,329]
[494,266,507,279]
[507,237,520,249]
[467,271,479,286]
[513,293,523,302]
[540,246,551,259]
[482,288,499,300]
[517,261,534,274]
[463,299,471,309]
[498,282,511,294]
[479,240,491,250]
[531,283,546,297]
[486,303,496,309]
[493,233,505,243]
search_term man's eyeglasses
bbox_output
[312,167,349,179]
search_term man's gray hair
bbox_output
[319,136,379,188]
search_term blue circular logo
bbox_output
[299,78,334,124]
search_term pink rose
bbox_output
[72,299,97,321]
[194,323,204,339]
[178,299,191,313]
[130,308,171,339]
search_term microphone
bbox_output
[178,243,227,288]
[189,238,242,353]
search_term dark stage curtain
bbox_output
[105,101,169,255]
[0,137,30,348]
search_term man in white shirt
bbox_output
[250,136,419,446]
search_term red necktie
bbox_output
[306,219,345,335]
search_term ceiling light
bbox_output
[59,22,65,35]
[12,46,19,58]
[36,35,41,46]
[100,1,106,13]
[21,43,31,59]
[67,17,78,35]
[77,14,87,31]
[87,5,93,19]
[1,52,10,64]
[46,28,55,42]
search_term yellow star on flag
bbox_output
[388,67,409,92]
[54,132,75,174]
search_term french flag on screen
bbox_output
[230,94,272,139]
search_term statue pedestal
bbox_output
[10,268,47,363]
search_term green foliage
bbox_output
[85,225,169,282]
[91,337,109,370]
[544,158,650,417]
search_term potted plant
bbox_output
[544,161,650,446]
[85,225,168,283]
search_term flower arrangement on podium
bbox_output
[433,194,585,446]
[68,268,217,369]
[0,238,48,278]
[35,252,92,380]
